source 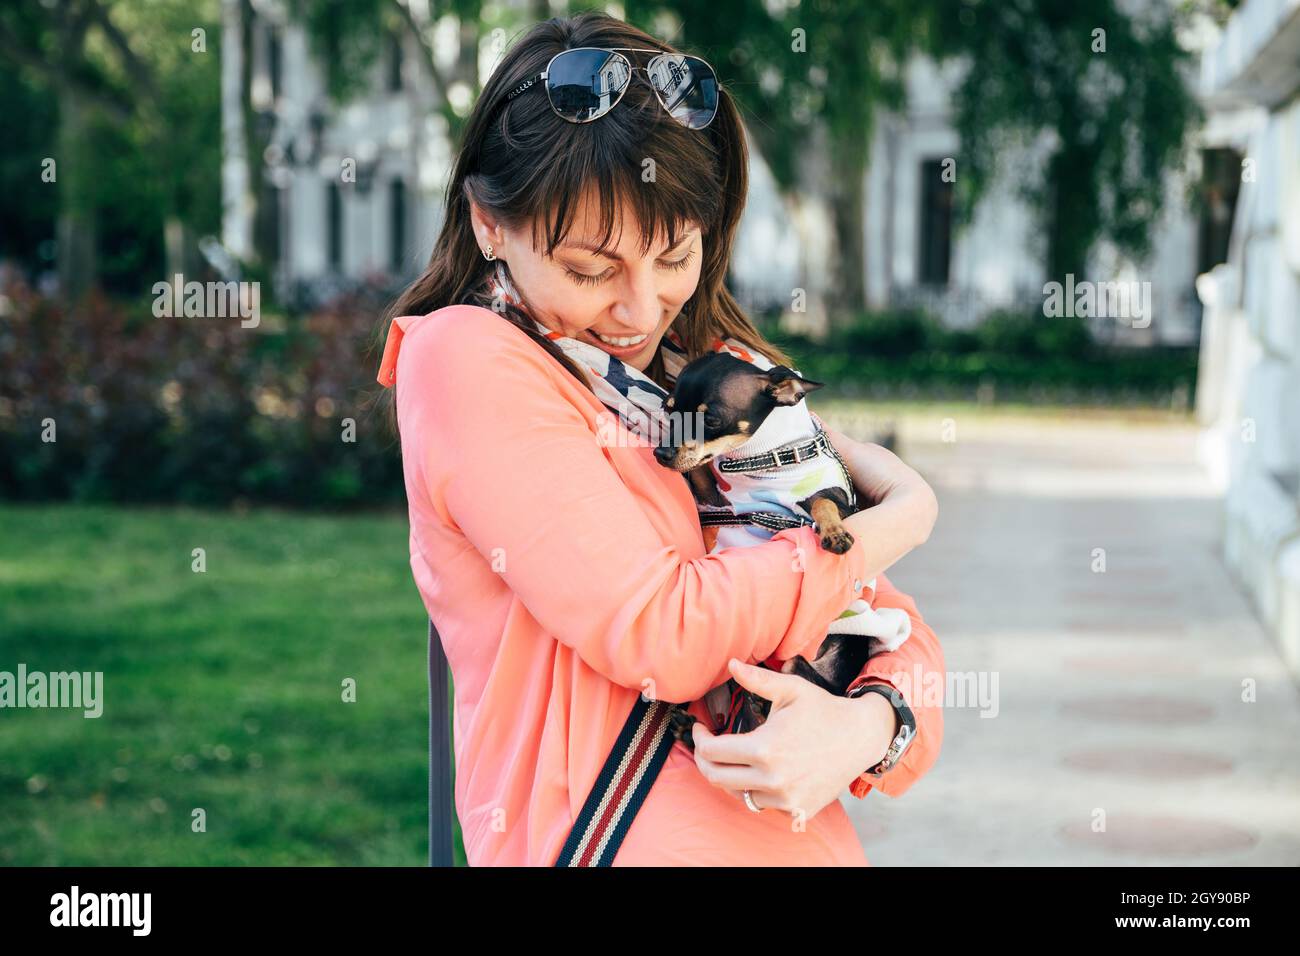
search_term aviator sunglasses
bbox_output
[504,46,720,130]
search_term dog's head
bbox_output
[653,352,824,472]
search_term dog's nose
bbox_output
[653,445,674,464]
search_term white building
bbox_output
[220,0,452,306]
[862,51,1216,345]
[1194,0,1300,676]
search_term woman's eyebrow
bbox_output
[559,231,696,261]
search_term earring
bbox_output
[482,243,496,261]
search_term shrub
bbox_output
[0,279,403,507]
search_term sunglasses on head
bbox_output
[504,46,720,130]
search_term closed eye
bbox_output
[660,250,695,272]
[563,249,697,287]
[564,267,613,287]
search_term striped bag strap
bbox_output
[555,694,690,867]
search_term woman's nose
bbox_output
[611,270,662,333]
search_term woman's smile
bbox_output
[582,327,652,358]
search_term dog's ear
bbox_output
[764,366,824,406]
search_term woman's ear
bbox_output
[468,199,504,254]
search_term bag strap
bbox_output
[429,619,455,867]
[555,694,689,866]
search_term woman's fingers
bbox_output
[692,718,769,767]
[725,658,803,707]
[727,788,780,811]
[694,747,777,794]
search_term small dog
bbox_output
[653,352,878,739]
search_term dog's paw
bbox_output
[666,707,696,749]
[820,527,855,554]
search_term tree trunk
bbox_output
[826,117,870,326]
[164,216,186,281]
[221,0,254,263]
[55,83,96,298]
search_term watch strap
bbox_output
[849,681,916,775]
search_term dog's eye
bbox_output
[704,415,723,430]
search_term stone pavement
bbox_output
[822,408,1300,865]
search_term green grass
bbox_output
[0,504,464,865]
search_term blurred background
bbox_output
[1,0,1297,866]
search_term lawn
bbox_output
[0,504,462,865]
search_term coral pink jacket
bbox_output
[380,304,944,866]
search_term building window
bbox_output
[269,28,282,102]
[328,182,343,269]
[1197,147,1242,275]
[389,179,407,275]
[918,158,954,286]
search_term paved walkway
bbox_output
[822,408,1300,865]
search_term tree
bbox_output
[628,0,1198,329]
[0,0,222,295]
[925,0,1201,280]
[628,0,923,331]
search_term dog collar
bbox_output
[715,429,833,474]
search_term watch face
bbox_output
[886,725,914,765]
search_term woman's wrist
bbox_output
[848,687,900,772]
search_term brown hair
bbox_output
[378,11,794,426]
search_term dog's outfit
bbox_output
[486,264,911,725]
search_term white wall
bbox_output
[1196,0,1300,674]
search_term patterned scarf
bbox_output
[485,261,774,448]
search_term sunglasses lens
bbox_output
[647,55,719,129]
[546,49,631,122]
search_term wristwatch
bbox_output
[847,681,916,775]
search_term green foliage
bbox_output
[0,281,405,507]
[775,308,1198,403]
[0,66,59,267]
[971,309,1093,357]
[838,308,943,358]
[636,0,1198,296]
[295,0,388,103]
[632,0,917,192]
[923,0,1201,277]
[0,0,223,285]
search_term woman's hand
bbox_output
[690,659,899,819]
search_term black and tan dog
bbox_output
[654,351,876,742]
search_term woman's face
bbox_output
[471,190,703,372]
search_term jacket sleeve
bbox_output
[844,572,944,799]
[395,306,877,704]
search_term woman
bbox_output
[376,11,944,866]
